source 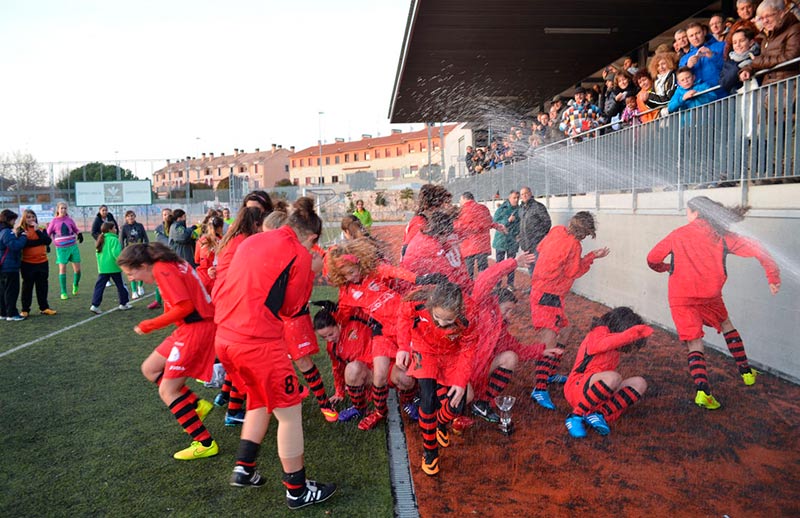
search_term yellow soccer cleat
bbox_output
[40,308,57,316]
[173,440,219,460]
[421,452,440,476]
[694,390,722,410]
[741,369,758,386]
[195,399,213,421]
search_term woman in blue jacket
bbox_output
[0,209,28,321]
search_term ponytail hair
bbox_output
[313,305,338,330]
[219,206,264,252]
[172,209,186,220]
[287,197,322,243]
[241,190,273,213]
[96,222,116,253]
[165,214,176,234]
[117,242,183,269]
[686,196,749,236]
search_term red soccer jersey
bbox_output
[153,261,214,324]
[454,200,496,257]
[568,325,653,379]
[210,234,246,301]
[647,219,780,305]
[214,226,314,344]
[403,215,427,247]
[532,226,596,296]
[401,232,473,293]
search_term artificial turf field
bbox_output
[0,239,393,518]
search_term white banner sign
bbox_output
[75,181,152,206]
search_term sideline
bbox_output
[386,390,420,518]
[0,294,154,360]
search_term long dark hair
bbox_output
[422,208,458,241]
[287,197,322,243]
[218,206,265,253]
[241,190,273,213]
[96,222,117,253]
[0,209,18,229]
[687,196,749,236]
[405,281,465,320]
[591,306,647,351]
[117,242,183,269]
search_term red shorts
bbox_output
[284,314,320,360]
[670,297,729,341]
[336,319,374,365]
[563,373,596,415]
[155,320,216,382]
[407,349,463,387]
[215,336,303,413]
[530,290,569,332]
[372,334,398,359]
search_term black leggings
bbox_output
[418,378,466,416]
[0,270,21,318]
[21,262,50,312]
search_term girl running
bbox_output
[0,209,27,321]
[47,202,83,300]
[529,211,609,410]
[90,222,131,313]
[212,197,336,508]
[120,210,149,299]
[647,196,780,409]
[18,209,56,317]
[118,242,218,460]
[396,281,478,476]
[563,307,653,438]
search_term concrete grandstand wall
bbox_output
[487,183,800,383]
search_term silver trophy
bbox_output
[494,395,516,435]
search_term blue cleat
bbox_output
[402,399,420,421]
[224,410,245,427]
[531,389,555,410]
[547,374,569,384]
[337,405,363,422]
[565,414,587,438]
[584,412,610,435]
[213,392,229,407]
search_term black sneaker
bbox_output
[229,466,266,488]
[286,480,337,510]
[471,400,500,423]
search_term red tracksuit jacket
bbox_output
[454,200,497,257]
[532,226,596,296]
[401,232,473,293]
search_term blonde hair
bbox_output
[54,202,68,215]
[326,238,380,286]
[648,51,678,77]
[263,210,289,231]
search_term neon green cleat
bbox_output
[195,399,213,421]
[694,390,721,410]
[60,293,68,300]
[173,440,219,460]
[72,285,79,295]
[741,369,758,386]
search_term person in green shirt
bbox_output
[353,199,372,229]
[90,222,132,313]
[492,190,521,289]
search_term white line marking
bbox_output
[0,294,154,359]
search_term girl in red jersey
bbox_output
[194,216,223,292]
[563,307,653,438]
[529,211,610,410]
[212,198,336,509]
[397,281,478,476]
[117,243,218,460]
[401,184,452,258]
[647,196,780,410]
[326,238,421,430]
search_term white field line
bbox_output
[0,294,154,360]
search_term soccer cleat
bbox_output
[337,406,362,422]
[147,300,162,310]
[584,412,610,435]
[436,424,450,448]
[105,280,113,288]
[137,285,145,296]
[357,411,385,431]
[531,389,556,410]
[60,293,68,300]
[40,308,57,316]
[321,406,339,423]
[72,285,79,295]
[471,400,500,424]
[195,399,213,421]
[421,451,440,476]
[229,466,266,488]
[7,316,25,322]
[225,410,246,427]
[402,399,420,421]
[451,416,475,435]
[694,390,722,410]
[548,374,569,384]
[741,369,758,386]
[286,480,337,510]
[118,303,133,310]
[173,440,219,460]
[131,292,140,300]
[565,414,587,438]
[213,392,229,407]
[19,311,29,318]
[89,305,102,314]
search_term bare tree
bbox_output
[0,151,48,189]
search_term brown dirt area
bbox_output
[371,225,800,518]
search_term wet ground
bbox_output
[371,225,800,518]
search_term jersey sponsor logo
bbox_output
[168,365,186,371]
[297,340,312,349]
[444,248,461,267]
[368,281,381,292]
[167,346,181,362]
[351,290,363,300]
[368,291,396,312]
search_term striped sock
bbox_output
[228,385,245,412]
[533,356,560,391]
[398,387,417,405]
[221,376,233,395]
[486,367,513,400]
[688,351,711,393]
[724,329,750,374]
[578,379,614,415]
[418,407,438,455]
[437,400,460,427]
[600,386,642,422]
[169,388,212,445]
[372,384,389,415]
[301,364,332,410]
[346,384,368,412]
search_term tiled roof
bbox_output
[290,124,458,158]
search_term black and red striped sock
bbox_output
[302,364,332,409]
[486,367,513,400]
[169,389,212,445]
[221,376,233,395]
[228,385,245,413]
[372,384,389,415]
[235,439,260,472]
[282,467,307,497]
[688,350,711,392]
[578,379,614,415]
[418,407,438,455]
[724,329,750,374]
[398,386,417,405]
[533,356,559,391]
[179,384,198,407]
[437,400,460,427]
[600,386,642,422]
[346,384,368,412]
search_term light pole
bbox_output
[114,150,120,180]
[318,112,324,184]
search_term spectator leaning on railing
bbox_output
[647,49,679,116]
[668,67,716,113]
[739,0,800,86]
[680,22,726,100]
[674,29,692,58]
[720,28,761,93]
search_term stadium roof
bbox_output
[389,0,717,123]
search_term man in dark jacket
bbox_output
[517,186,551,274]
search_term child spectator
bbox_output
[19,209,56,317]
[563,307,653,438]
[353,199,372,229]
[90,222,131,313]
[47,202,83,300]
[121,210,149,299]
[647,196,780,410]
[720,28,760,94]
[0,209,27,321]
[559,87,602,139]
[621,96,641,126]
[667,67,716,113]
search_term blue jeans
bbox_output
[92,272,129,307]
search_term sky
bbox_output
[0,0,422,166]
